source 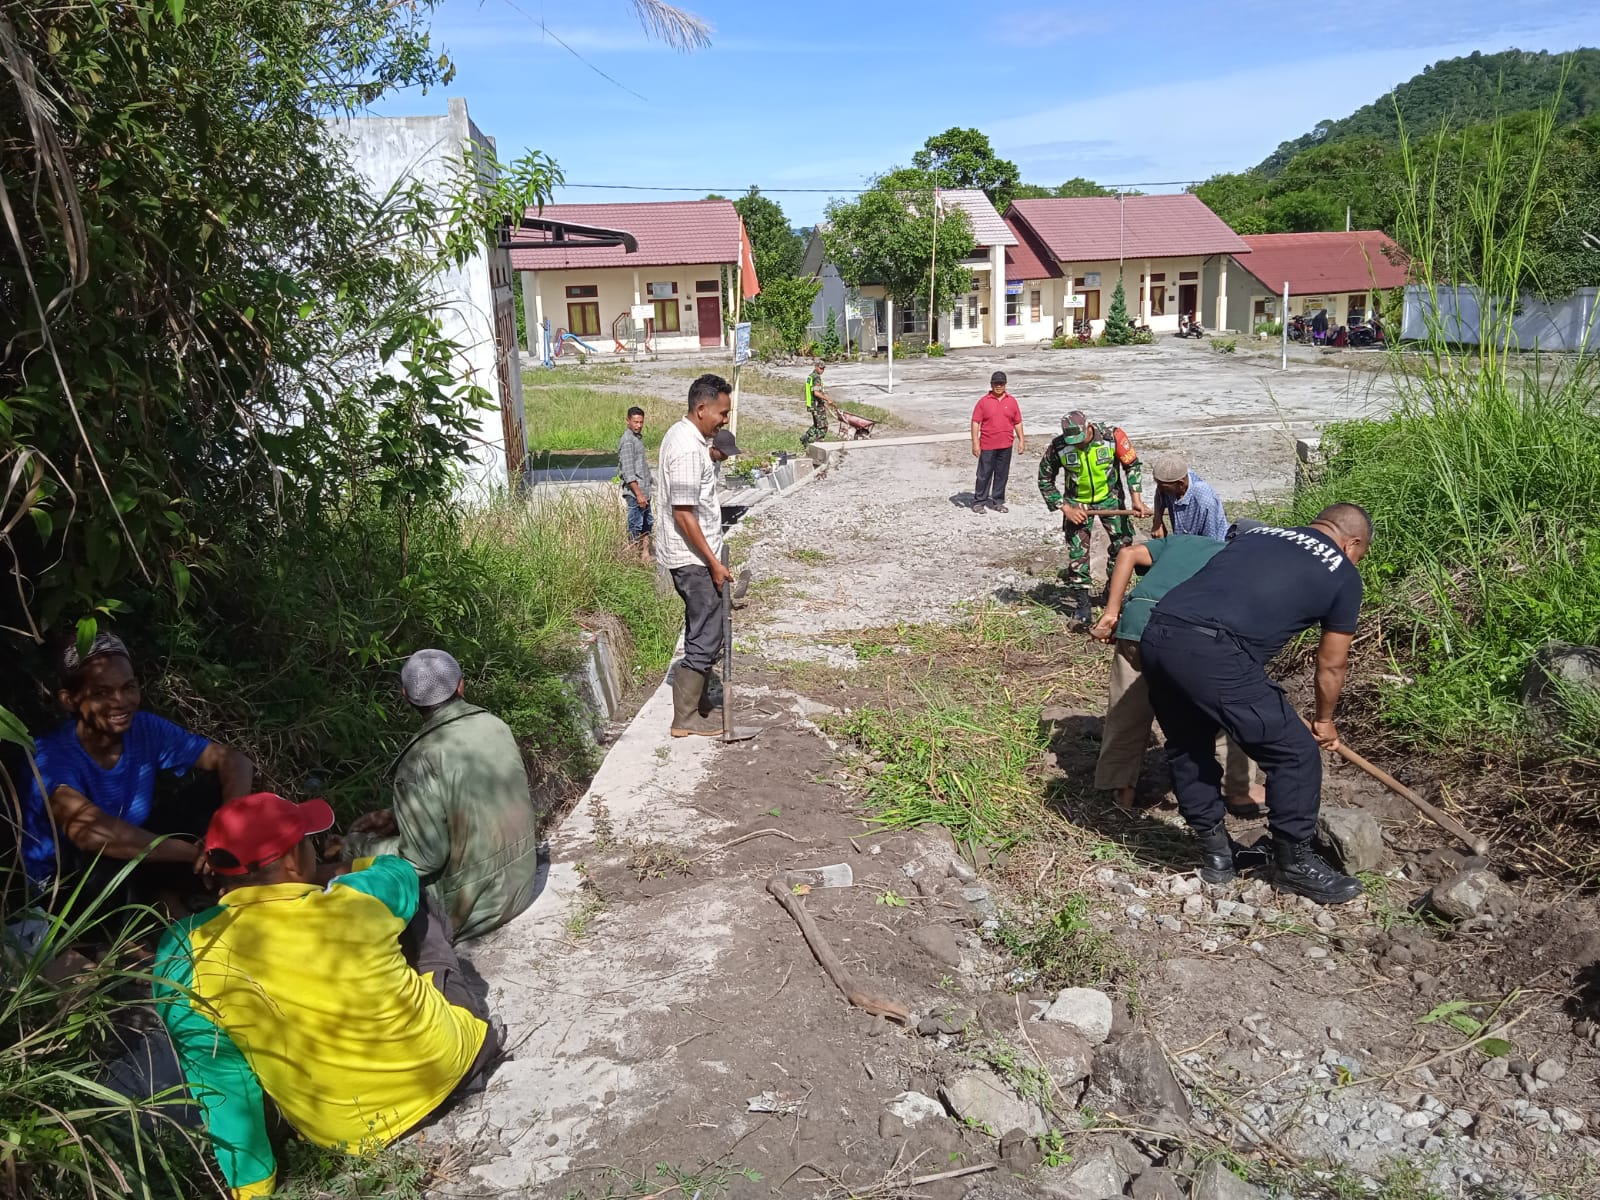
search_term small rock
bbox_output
[1508,1057,1533,1076]
[1037,1145,1130,1200]
[1028,1021,1095,1088]
[962,887,991,904]
[1553,1107,1586,1132]
[885,1090,945,1126]
[939,1069,1047,1137]
[1214,900,1237,919]
[1399,1112,1432,1129]
[1317,807,1385,873]
[1130,1166,1185,1200]
[1479,1057,1510,1081]
[1169,874,1202,896]
[1182,894,1207,917]
[1091,1032,1192,1134]
[1312,1111,1329,1127]
[908,924,964,967]
[1447,1108,1475,1129]
[918,1012,971,1037]
[1422,1135,1444,1153]
[1126,903,1149,920]
[1314,910,1338,930]
[948,857,978,882]
[1042,987,1114,1044]
[1427,867,1518,923]
[1306,946,1330,959]
[1522,1105,1551,1126]
[878,1112,906,1139]
[1191,1159,1266,1200]
[1535,1058,1567,1083]
[1154,914,1182,932]
[998,1127,1043,1169]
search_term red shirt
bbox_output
[971,391,1022,451]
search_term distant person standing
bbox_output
[801,361,833,447]
[1038,410,1151,624]
[617,406,652,563]
[970,371,1025,514]
[1150,452,1227,541]
[658,374,735,737]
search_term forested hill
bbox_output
[1253,48,1600,176]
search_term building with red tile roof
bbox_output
[509,199,753,354]
[1210,230,1409,332]
[1002,194,1251,336]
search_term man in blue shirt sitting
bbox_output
[1150,452,1227,542]
[22,633,255,903]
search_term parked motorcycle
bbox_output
[1174,314,1205,339]
[1348,316,1386,348]
[1073,317,1094,344]
[1287,313,1312,344]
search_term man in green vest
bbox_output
[801,360,833,447]
[346,649,543,941]
[1038,409,1151,624]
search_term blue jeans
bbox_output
[624,491,653,540]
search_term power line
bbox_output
[494,0,652,103]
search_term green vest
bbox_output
[1072,439,1118,504]
[805,372,822,410]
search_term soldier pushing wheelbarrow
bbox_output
[801,360,874,446]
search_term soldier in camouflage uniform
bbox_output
[1038,409,1151,623]
[801,361,833,447]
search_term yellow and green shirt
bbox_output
[154,856,486,1198]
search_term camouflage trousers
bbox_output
[800,405,829,446]
[1061,495,1133,592]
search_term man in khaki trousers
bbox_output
[1091,525,1266,813]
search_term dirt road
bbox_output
[428,350,1599,1200]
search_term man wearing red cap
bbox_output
[154,793,497,1199]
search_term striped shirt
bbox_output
[655,417,722,569]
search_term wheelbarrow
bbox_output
[833,408,876,440]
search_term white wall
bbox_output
[330,97,523,491]
[1029,257,1210,335]
[520,264,729,355]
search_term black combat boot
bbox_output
[1193,821,1237,885]
[1071,592,1094,625]
[1273,837,1365,905]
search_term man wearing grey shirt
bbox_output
[656,375,734,737]
[617,406,652,563]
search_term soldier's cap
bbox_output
[713,428,741,458]
[1058,415,1089,446]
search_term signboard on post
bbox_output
[630,303,653,321]
[734,321,752,366]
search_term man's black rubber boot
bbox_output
[1194,821,1237,885]
[1072,593,1093,624]
[1272,837,1365,905]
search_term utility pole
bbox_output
[1346,205,1351,232]
[928,190,939,344]
[1282,281,1290,371]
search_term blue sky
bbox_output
[377,0,1600,227]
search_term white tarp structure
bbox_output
[1402,284,1598,353]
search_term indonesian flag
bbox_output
[739,219,760,298]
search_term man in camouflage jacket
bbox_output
[1038,409,1151,623]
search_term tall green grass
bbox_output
[521,380,803,457]
[1290,90,1600,750]
[0,861,210,1199]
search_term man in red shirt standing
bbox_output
[970,370,1026,513]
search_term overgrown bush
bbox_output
[1254,321,1283,336]
[1212,337,1238,354]
[818,308,843,359]
[927,341,947,357]
[1289,99,1600,752]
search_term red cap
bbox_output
[205,792,335,876]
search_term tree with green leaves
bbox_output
[1101,278,1136,345]
[822,171,975,329]
[758,275,823,352]
[1014,177,1117,200]
[911,127,1021,210]
[730,186,802,284]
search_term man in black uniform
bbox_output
[1139,503,1372,905]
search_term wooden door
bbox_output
[696,296,722,346]
[1178,283,1198,321]
[1081,291,1101,322]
